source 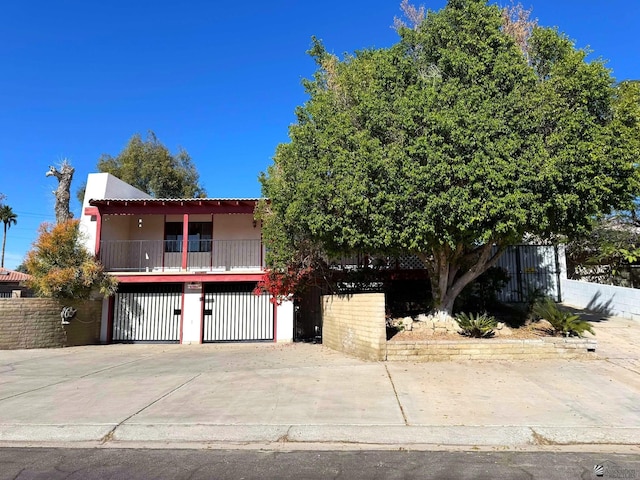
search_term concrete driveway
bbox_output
[0,317,639,450]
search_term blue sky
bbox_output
[1,0,638,270]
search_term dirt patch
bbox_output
[390,324,550,342]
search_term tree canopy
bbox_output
[259,0,640,314]
[78,131,206,202]
[24,220,117,299]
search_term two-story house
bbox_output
[80,173,293,344]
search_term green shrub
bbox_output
[531,298,595,337]
[455,266,510,313]
[454,312,498,338]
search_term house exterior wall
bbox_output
[101,215,132,242]
[80,173,285,344]
[97,214,263,248]
[321,293,386,361]
[213,214,260,241]
[128,215,165,241]
[80,173,152,253]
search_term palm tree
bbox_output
[0,205,18,268]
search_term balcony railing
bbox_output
[99,239,264,273]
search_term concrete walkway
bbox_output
[0,317,638,451]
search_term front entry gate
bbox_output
[112,283,182,343]
[202,282,274,342]
[495,245,562,303]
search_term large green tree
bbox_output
[78,131,206,202]
[259,0,639,315]
[0,205,17,268]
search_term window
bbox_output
[164,222,213,252]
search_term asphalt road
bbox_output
[1,448,639,480]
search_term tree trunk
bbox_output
[422,243,506,318]
[1,223,6,268]
[46,161,75,225]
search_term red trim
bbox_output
[84,206,99,216]
[114,273,265,283]
[179,284,185,344]
[107,295,115,344]
[200,285,206,344]
[273,299,277,343]
[95,213,102,257]
[89,199,259,216]
[162,215,167,271]
[181,214,189,270]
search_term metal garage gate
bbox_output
[495,245,562,303]
[203,282,274,342]
[112,283,182,343]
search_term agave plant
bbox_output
[454,312,498,338]
[532,297,595,337]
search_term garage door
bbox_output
[112,283,182,343]
[203,283,273,342]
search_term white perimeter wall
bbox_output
[559,244,640,321]
[182,286,202,344]
[562,279,640,321]
[276,300,294,343]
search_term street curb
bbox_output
[4,423,637,448]
[0,424,116,442]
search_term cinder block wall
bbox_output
[0,298,102,350]
[562,279,640,321]
[321,293,386,361]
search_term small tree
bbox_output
[25,220,117,299]
[0,205,17,268]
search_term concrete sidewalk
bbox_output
[0,317,639,451]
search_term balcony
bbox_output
[99,239,264,273]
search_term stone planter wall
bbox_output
[386,337,597,361]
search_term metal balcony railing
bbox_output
[99,239,264,273]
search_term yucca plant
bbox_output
[454,312,498,338]
[532,297,595,337]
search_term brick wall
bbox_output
[321,293,386,361]
[0,298,103,350]
[386,337,597,361]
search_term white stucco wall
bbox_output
[82,173,151,210]
[182,284,203,343]
[276,300,294,343]
[213,214,261,241]
[562,279,640,321]
[80,173,152,254]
